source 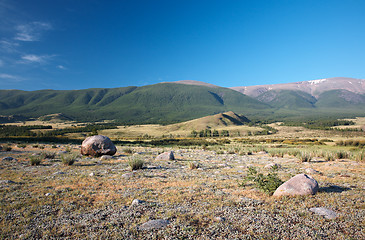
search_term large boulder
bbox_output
[81,135,117,157]
[273,174,319,197]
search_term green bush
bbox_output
[123,148,133,154]
[41,152,56,159]
[188,161,199,169]
[61,154,77,165]
[30,156,42,166]
[241,167,283,194]
[335,151,349,159]
[128,157,144,170]
[297,152,311,162]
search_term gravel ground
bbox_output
[0,145,364,239]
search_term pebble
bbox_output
[0,180,15,184]
[214,216,226,222]
[131,199,145,206]
[138,219,170,230]
[100,155,113,160]
[309,207,337,219]
[305,168,321,175]
[2,157,14,161]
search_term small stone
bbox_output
[2,157,14,161]
[121,172,134,179]
[214,216,226,222]
[155,151,175,160]
[265,162,281,169]
[305,168,321,175]
[138,219,170,230]
[89,172,95,177]
[131,199,144,206]
[0,180,15,184]
[100,155,113,160]
[45,193,52,196]
[309,207,337,219]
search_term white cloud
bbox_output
[57,65,66,70]
[0,39,19,52]
[14,21,52,42]
[21,54,51,63]
[0,73,24,82]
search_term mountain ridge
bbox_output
[1,77,365,123]
[230,77,365,98]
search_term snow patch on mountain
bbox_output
[308,79,327,85]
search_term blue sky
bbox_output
[1,0,365,90]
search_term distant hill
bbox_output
[171,111,250,131]
[0,83,270,123]
[1,77,365,124]
[38,113,74,122]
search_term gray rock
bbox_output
[214,216,226,222]
[100,155,113,160]
[264,162,281,169]
[81,135,117,157]
[138,219,170,230]
[273,174,319,197]
[2,156,14,161]
[305,168,321,175]
[155,151,175,160]
[131,199,145,206]
[309,207,337,219]
[121,172,134,179]
[0,180,15,184]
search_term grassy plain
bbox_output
[0,117,364,238]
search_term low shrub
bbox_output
[61,154,77,165]
[128,157,144,170]
[241,167,283,194]
[335,151,349,159]
[325,152,335,161]
[188,161,199,169]
[41,152,56,159]
[123,148,133,154]
[297,152,311,162]
[30,156,42,166]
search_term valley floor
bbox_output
[0,144,364,239]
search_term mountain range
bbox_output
[0,77,364,123]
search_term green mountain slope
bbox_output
[0,83,270,123]
[315,89,365,108]
[257,90,317,109]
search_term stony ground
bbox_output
[0,144,364,239]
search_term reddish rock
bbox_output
[273,174,319,197]
[80,135,116,157]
